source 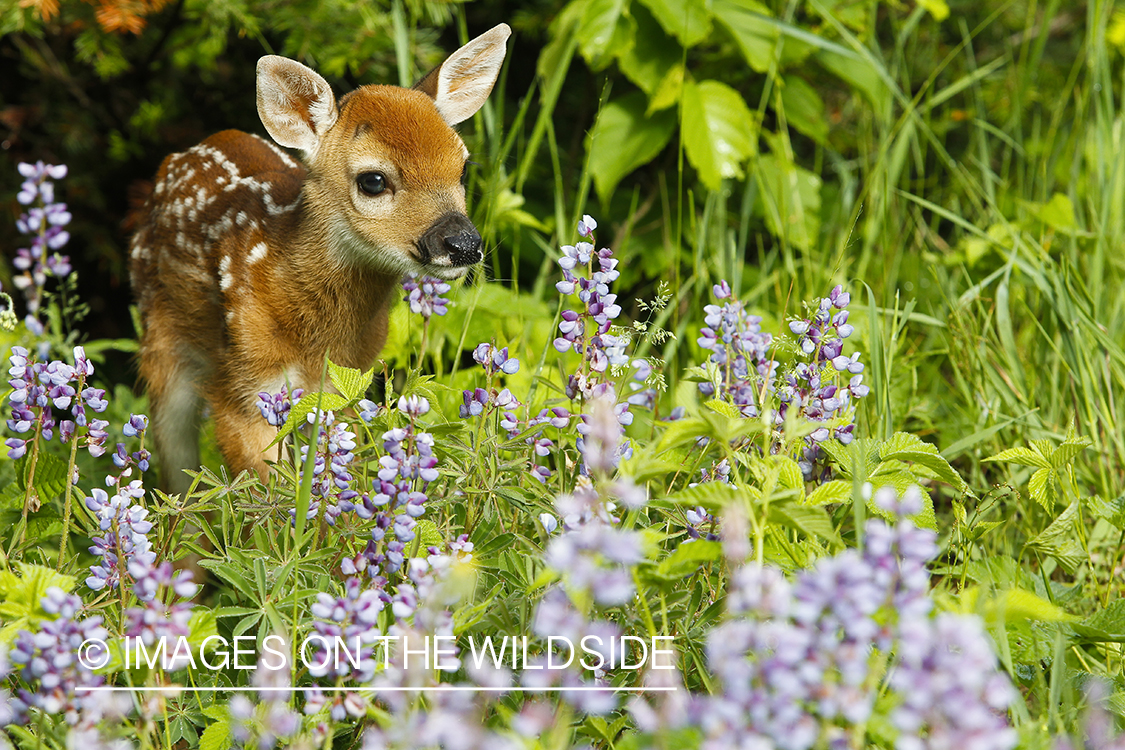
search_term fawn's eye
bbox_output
[357,172,387,196]
[461,160,478,186]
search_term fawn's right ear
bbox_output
[256,56,339,158]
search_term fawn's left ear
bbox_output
[415,23,511,126]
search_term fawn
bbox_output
[129,25,511,496]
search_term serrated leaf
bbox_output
[199,718,232,750]
[1025,501,1084,573]
[1028,467,1056,510]
[588,92,677,203]
[703,399,742,420]
[413,519,444,550]
[1051,438,1091,469]
[982,446,1052,469]
[327,361,373,402]
[17,450,69,504]
[807,480,851,506]
[664,482,745,513]
[768,503,841,546]
[1074,600,1125,642]
[682,79,759,191]
[879,432,968,493]
[0,563,77,645]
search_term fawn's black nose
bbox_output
[420,212,482,267]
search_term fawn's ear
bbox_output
[415,24,511,126]
[256,56,339,157]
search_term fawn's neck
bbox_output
[279,192,402,369]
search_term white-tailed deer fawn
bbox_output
[130,25,511,496]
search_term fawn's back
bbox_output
[129,25,511,495]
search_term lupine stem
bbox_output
[57,429,79,570]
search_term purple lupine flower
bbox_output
[402,275,451,318]
[5,345,110,459]
[85,483,157,594]
[5,587,108,725]
[293,410,359,526]
[307,576,385,682]
[12,162,71,323]
[257,386,303,427]
[687,487,1016,750]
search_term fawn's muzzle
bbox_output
[419,212,482,267]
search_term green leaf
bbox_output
[1034,193,1077,230]
[199,718,233,750]
[588,92,678,203]
[17,450,69,504]
[0,563,77,645]
[768,503,841,546]
[712,0,776,72]
[1025,501,1084,574]
[327,361,373,402]
[982,446,1052,470]
[703,399,741,420]
[807,480,851,506]
[578,0,630,68]
[779,75,828,145]
[1051,437,1092,469]
[1028,467,1057,510]
[816,48,891,117]
[618,3,681,94]
[635,0,713,46]
[658,540,723,578]
[682,79,759,191]
[879,432,968,494]
[413,519,444,550]
[1074,600,1125,643]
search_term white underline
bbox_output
[82,686,677,693]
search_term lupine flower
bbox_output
[402,275,451,318]
[12,161,71,325]
[122,562,197,670]
[294,409,358,526]
[687,486,1016,750]
[85,482,157,593]
[257,386,304,427]
[6,587,109,725]
[307,576,385,682]
[5,345,110,459]
[553,217,629,382]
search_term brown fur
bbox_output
[128,25,510,494]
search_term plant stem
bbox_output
[57,432,79,570]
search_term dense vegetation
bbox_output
[3,0,1125,747]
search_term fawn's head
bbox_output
[255,24,510,279]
